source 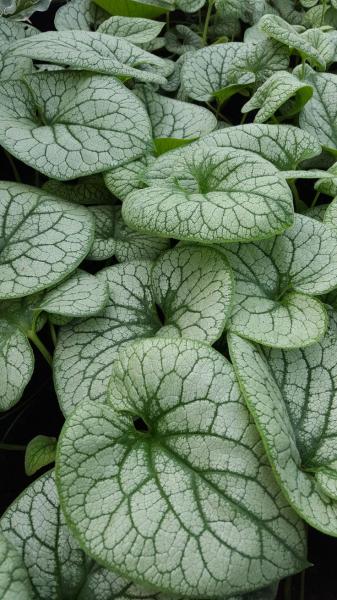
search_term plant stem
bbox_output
[240,112,248,125]
[28,331,53,367]
[202,0,214,45]
[289,180,301,211]
[4,150,21,183]
[284,577,292,600]
[311,190,321,208]
[49,322,57,347]
[0,443,25,451]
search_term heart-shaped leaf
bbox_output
[0,471,182,600]
[0,183,94,299]
[242,71,313,123]
[229,317,337,535]
[24,435,57,476]
[54,244,233,415]
[0,320,34,412]
[218,213,337,348]
[56,336,306,598]
[11,31,169,85]
[0,532,32,600]
[0,71,152,180]
[54,0,109,31]
[122,144,294,243]
[87,205,169,261]
[97,15,165,44]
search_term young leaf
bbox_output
[198,123,322,170]
[242,71,313,123]
[0,71,152,180]
[56,337,306,598]
[0,320,34,412]
[259,14,326,69]
[35,270,109,318]
[229,320,337,535]
[0,183,94,299]
[43,175,115,206]
[54,0,109,31]
[97,15,165,44]
[11,31,169,85]
[219,213,337,348]
[122,145,294,243]
[92,0,173,18]
[0,533,33,600]
[24,435,57,476]
[87,205,169,261]
[0,471,181,599]
[299,69,337,156]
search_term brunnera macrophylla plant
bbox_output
[3,0,337,597]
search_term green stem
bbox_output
[311,190,320,208]
[240,112,248,125]
[0,443,25,451]
[321,0,327,26]
[289,180,301,211]
[28,331,53,367]
[284,577,292,600]
[49,322,57,347]
[4,150,21,183]
[202,0,214,45]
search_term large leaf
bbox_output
[299,68,337,157]
[0,471,184,600]
[259,14,326,69]
[181,40,289,102]
[11,31,169,85]
[198,123,322,170]
[0,71,152,180]
[229,319,337,535]
[122,144,294,243]
[54,0,109,31]
[56,336,306,598]
[218,213,337,348]
[0,320,34,412]
[97,15,165,44]
[0,183,94,299]
[0,532,32,600]
[92,0,173,18]
[87,205,169,261]
[242,71,313,123]
[54,244,233,415]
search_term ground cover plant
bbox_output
[2,0,337,598]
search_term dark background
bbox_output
[0,2,336,598]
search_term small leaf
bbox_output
[259,14,326,69]
[11,30,169,85]
[122,144,294,243]
[35,270,109,318]
[0,533,33,600]
[219,213,337,348]
[0,0,51,17]
[24,435,57,476]
[0,71,152,180]
[0,183,94,299]
[165,24,203,56]
[0,320,34,412]
[87,205,169,261]
[175,0,206,11]
[104,154,156,201]
[97,15,165,44]
[92,0,173,18]
[229,318,337,535]
[315,162,337,197]
[299,69,337,156]
[42,175,115,206]
[56,337,306,598]
[55,0,109,31]
[242,71,313,123]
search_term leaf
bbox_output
[0,320,34,412]
[97,15,165,44]
[259,14,326,69]
[198,123,322,170]
[175,0,206,11]
[87,205,169,261]
[11,31,169,85]
[42,175,115,205]
[92,0,173,18]
[0,0,51,17]
[242,71,313,123]
[299,69,337,157]
[24,435,57,476]
[35,269,109,318]
[0,70,152,180]
[165,24,203,56]
[219,213,337,348]
[0,16,38,43]
[229,319,337,535]
[0,183,94,299]
[0,45,32,82]
[104,154,156,201]
[54,244,234,414]
[0,471,180,599]
[56,336,307,598]
[122,144,294,243]
[315,162,337,197]
[0,532,33,600]
[135,85,217,143]
[181,40,289,102]
[54,0,109,31]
